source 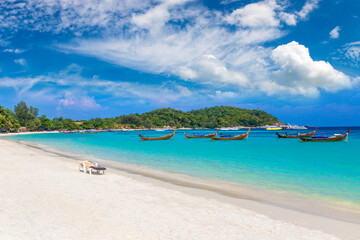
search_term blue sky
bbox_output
[0,0,359,126]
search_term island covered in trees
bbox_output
[1,101,280,132]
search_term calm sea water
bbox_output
[8,127,360,206]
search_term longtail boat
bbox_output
[276,127,318,138]
[300,128,350,142]
[184,129,219,139]
[139,129,177,141]
[211,128,250,140]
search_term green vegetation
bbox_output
[0,102,280,132]
[14,101,39,126]
[0,106,20,132]
[134,106,279,128]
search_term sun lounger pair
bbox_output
[78,161,106,175]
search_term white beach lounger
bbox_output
[78,161,106,175]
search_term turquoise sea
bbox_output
[8,127,360,207]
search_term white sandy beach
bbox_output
[0,131,59,136]
[0,138,359,240]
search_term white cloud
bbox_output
[345,45,360,61]
[209,91,237,99]
[226,0,320,28]
[0,76,44,96]
[131,0,191,34]
[297,0,320,20]
[53,2,351,99]
[175,66,198,79]
[278,12,297,26]
[131,5,170,33]
[53,66,194,104]
[268,41,354,97]
[58,91,101,110]
[343,41,360,66]
[56,0,321,91]
[58,1,286,92]
[0,65,194,106]
[220,0,240,4]
[174,55,248,87]
[0,0,151,33]
[1,0,317,89]
[226,0,280,28]
[59,23,282,81]
[279,0,320,26]
[3,48,25,53]
[59,93,77,107]
[330,26,340,39]
[2,0,345,100]
[346,41,360,46]
[14,58,27,66]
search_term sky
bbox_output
[0,0,359,126]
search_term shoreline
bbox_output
[2,137,360,239]
[0,131,59,137]
[7,133,360,217]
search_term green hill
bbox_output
[117,106,279,128]
[187,106,279,128]
[1,103,280,131]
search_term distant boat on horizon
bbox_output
[266,127,283,130]
[286,125,307,130]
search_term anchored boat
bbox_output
[184,129,219,139]
[276,127,318,138]
[211,128,250,140]
[139,129,177,141]
[300,128,350,142]
[266,127,282,130]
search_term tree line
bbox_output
[0,102,280,132]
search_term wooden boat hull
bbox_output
[211,128,250,140]
[139,130,177,141]
[184,130,219,139]
[277,134,299,138]
[300,128,350,142]
[184,134,216,139]
[277,127,317,138]
[300,135,347,142]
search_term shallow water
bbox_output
[8,127,360,206]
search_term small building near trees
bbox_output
[18,127,28,132]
